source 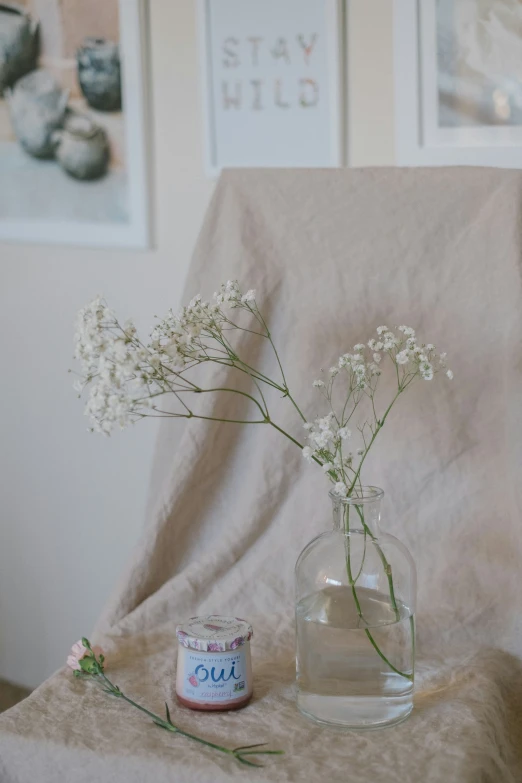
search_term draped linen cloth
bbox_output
[1,167,522,783]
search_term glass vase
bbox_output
[295,486,416,729]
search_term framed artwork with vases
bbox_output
[0,0,150,248]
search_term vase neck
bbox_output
[330,486,383,535]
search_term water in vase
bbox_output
[296,585,414,729]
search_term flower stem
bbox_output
[342,506,413,682]
[353,504,400,622]
[93,671,282,767]
[268,420,305,450]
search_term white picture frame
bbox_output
[394,0,522,168]
[198,0,344,178]
[0,0,150,248]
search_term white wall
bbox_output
[348,0,395,166]
[0,0,395,689]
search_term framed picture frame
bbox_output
[198,0,344,177]
[0,0,150,248]
[394,0,522,168]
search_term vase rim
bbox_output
[329,485,384,504]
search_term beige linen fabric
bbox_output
[1,168,522,782]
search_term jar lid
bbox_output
[176,615,253,652]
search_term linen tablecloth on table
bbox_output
[2,167,522,782]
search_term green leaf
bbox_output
[79,656,98,674]
[81,637,91,650]
[164,702,172,724]
[237,756,263,768]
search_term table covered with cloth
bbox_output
[1,167,522,782]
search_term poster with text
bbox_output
[200,0,342,175]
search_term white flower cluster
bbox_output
[329,325,452,389]
[302,324,452,488]
[74,282,258,435]
[150,282,257,370]
[149,295,223,371]
[214,280,256,307]
[74,297,154,435]
[392,325,452,381]
[302,414,354,481]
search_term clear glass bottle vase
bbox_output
[295,487,416,729]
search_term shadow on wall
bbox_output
[0,679,31,714]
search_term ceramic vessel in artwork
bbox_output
[0,2,39,94]
[77,37,122,112]
[6,69,69,158]
[52,114,110,180]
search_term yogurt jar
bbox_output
[175,615,253,711]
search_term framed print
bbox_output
[198,0,344,177]
[0,0,150,248]
[394,0,522,168]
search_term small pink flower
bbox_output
[66,640,104,671]
[207,642,222,652]
[67,640,88,671]
[230,637,244,650]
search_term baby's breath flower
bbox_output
[318,414,334,430]
[307,323,452,493]
[75,294,452,512]
[302,446,315,463]
[383,331,399,350]
[213,280,246,308]
[420,361,434,381]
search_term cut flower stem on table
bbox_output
[67,638,283,768]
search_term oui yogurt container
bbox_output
[175,615,253,711]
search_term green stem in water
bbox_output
[343,505,365,621]
[342,506,413,682]
[353,504,400,623]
